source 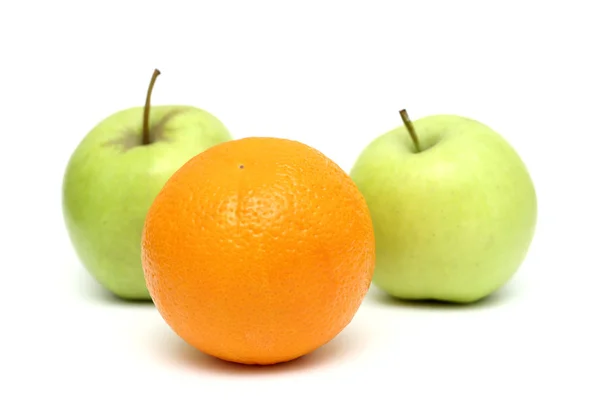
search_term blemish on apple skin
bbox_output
[102,108,186,151]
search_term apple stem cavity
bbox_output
[142,69,162,145]
[399,109,421,153]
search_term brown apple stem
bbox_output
[399,109,421,153]
[142,69,161,145]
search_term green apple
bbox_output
[63,69,232,300]
[350,110,537,303]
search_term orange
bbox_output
[141,137,376,365]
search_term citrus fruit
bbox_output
[141,137,376,365]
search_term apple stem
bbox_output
[399,109,421,153]
[142,69,161,145]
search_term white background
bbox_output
[1,0,598,398]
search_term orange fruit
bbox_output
[141,137,376,365]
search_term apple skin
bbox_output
[350,114,537,303]
[63,105,232,300]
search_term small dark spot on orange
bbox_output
[239,165,244,169]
